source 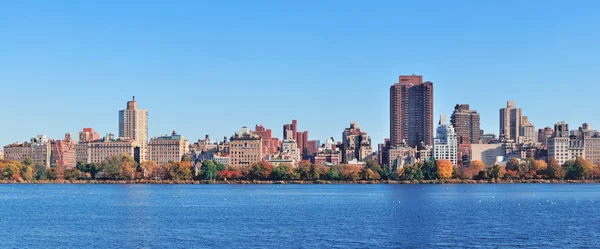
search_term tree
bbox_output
[181,155,192,162]
[506,158,520,172]
[468,160,485,177]
[272,164,295,181]
[436,160,453,179]
[198,160,217,180]
[21,164,34,181]
[35,164,48,180]
[99,154,138,180]
[308,163,321,181]
[402,163,423,181]
[565,157,593,180]
[169,162,193,181]
[534,160,548,172]
[421,160,439,180]
[296,161,312,180]
[518,158,534,174]
[248,161,274,180]
[488,164,505,180]
[64,168,83,181]
[23,157,33,167]
[325,166,340,180]
[361,168,379,180]
[546,158,564,179]
[140,161,159,179]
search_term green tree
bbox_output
[565,157,593,180]
[402,163,423,181]
[272,164,295,181]
[99,154,138,180]
[488,164,505,180]
[35,164,48,180]
[325,166,340,180]
[23,157,33,167]
[421,160,438,180]
[199,160,217,180]
[308,163,321,181]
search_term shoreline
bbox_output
[2,179,600,184]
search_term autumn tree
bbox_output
[534,160,548,172]
[468,160,485,178]
[325,166,340,180]
[506,158,520,172]
[488,164,505,180]
[140,161,160,180]
[546,158,564,179]
[248,161,273,180]
[99,154,138,180]
[436,160,453,179]
[565,157,593,180]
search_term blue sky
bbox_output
[1,0,599,147]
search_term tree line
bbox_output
[0,154,599,182]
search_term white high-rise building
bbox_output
[119,96,148,161]
[432,115,458,165]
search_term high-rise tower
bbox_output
[389,75,434,147]
[119,96,148,161]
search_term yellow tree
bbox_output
[436,160,453,179]
[140,161,159,179]
[468,160,485,176]
[534,160,548,172]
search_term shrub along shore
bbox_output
[1,153,600,184]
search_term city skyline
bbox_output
[1,1,600,146]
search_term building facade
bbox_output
[51,133,76,168]
[432,116,458,165]
[390,74,434,147]
[148,131,189,166]
[450,104,481,144]
[499,101,522,143]
[119,96,148,161]
[470,144,505,166]
[341,122,372,163]
[87,134,136,164]
[520,116,537,144]
[229,127,263,168]
[3,135,51,167]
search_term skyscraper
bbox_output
[389,74,434,147]
[283,120,297,140]
[432,115,458,165]
[119,96,148,161]
[450,104,481,144]
[499,101,522,143]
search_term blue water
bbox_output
[1,184,599,248]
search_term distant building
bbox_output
[229,126,263,167]
[470,144,505,166]
[390,74,434,147]
[255,124,281,157]
[296,131,309,159]
[432,116,458,165]
[450,104,481,144]
[283,120,297,140]
[499,101,522,143]
[0,150,3,160]
[213,154,231,166]
[51,133,76,168]
[481,134,497,144]
[520,116,537,144]
[4,135,51,167]
[271,138,301,167]
[387,145,417,171]
[119,96,148,161]
[538,127,554,146]
[547,122,583,165]
[313,152,341,166]
[148,130,189,166]
[190,135,218,153]
[86,134,136,164]
[307,140,319,158]
[341,122,372,163]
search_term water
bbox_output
[1,184,599,248]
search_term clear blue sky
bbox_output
[1,0,599,147]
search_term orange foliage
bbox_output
[436,160,453,179]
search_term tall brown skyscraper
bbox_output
[390,75,434,147]
[450,104,481,144]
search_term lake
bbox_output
[0,184,599,248]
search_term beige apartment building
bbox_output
[87,135,135,164]
[230,126,263,168]
[148,131,189,166]
[470,144,505,166]
[119,96,148,161]
[3,135,51,167]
